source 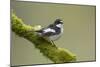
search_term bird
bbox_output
[35,19,63,44]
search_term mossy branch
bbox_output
[11,13,76,63]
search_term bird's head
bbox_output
[54,19,63,28]
[54,19,63,25]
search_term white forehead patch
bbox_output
[44,28,55,33]
[56,24,62,28]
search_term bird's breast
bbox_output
[48,33,62,41]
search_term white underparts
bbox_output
[49,34,62,41]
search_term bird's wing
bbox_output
[42,28,56,36]
[36,23,56,36]
[43,28,55,33]
[35,23,53,32]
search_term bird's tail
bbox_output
[35,30,43,36]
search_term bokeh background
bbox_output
[11,1,96,66]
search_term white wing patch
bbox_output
[44,28,55,33]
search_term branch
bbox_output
[11,13,76,63]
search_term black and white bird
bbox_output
[36,19,63,42]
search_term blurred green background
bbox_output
[11,1,96,66]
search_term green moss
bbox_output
[11,13,76,63]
